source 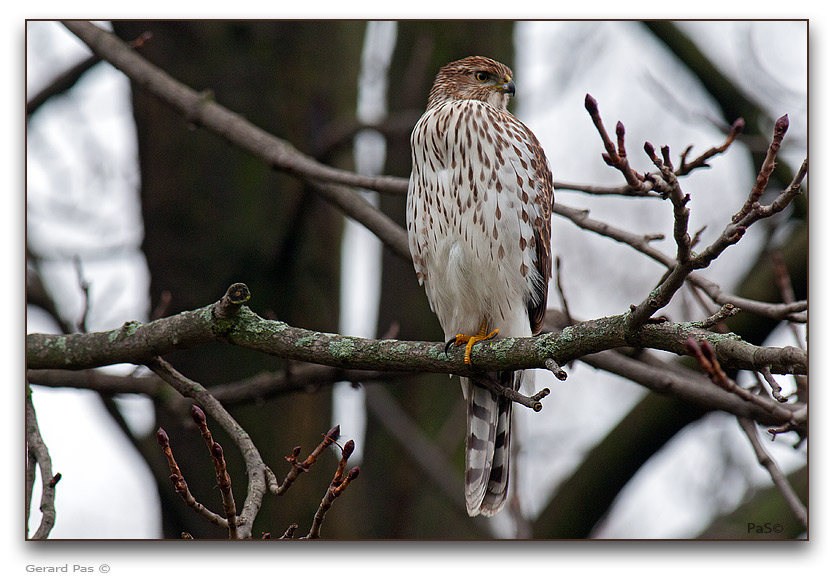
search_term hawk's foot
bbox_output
[445,323,499,365]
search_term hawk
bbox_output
[406,56,553,517]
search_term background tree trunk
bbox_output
[360,21,516,538]
[112,20,364,538]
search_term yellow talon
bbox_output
[449,323,499,365]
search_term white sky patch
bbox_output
[26,21,159,539]
[332,21,398,463]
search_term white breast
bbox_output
[406,100,545,340]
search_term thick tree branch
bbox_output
[61,20,411,262]
[541,310,804,431]
[26,365,397,409]
[27,286,806,378]
[27,285,806,427]
[27,30,152,117]
[63,22,407,196]
[28,310,804,432]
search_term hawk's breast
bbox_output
[406,100,550,337]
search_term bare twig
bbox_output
[543,310,804,430]
[643,142,691,260]
[692,303,741,329]
[146,356,277,538]
[690,153,806,273]
[584,94,655,195]
[274,425,341,496]
[552,201,805,323]
[28,365,398,410]
[678,118,745,174]
[767,405,808,441]
[732,115,789,222]
[580,97,806,332]
[26,385,60,539]
[685,337,805,435]
[157,420,349,539]
[190,405,238,538]
[280,523,299,539]
[737,417,807,529]
[687,284,730,333]
[544,358,568,381]
[626,117,805,330]
[553,180,663,197]
[156,427,230,529]
[470,373,549,412]
[553,256,573,325]
[303,441,360,539]
[771,251,807,349]
[73,256,92,333]
[551,116,743,196]
[770,250,808,404]
[210,442,237,538]
[759,366,789,403]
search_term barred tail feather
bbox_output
[463,370,520,517]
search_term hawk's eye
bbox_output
[474,71,489,83]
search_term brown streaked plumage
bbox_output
[406,56,553,517]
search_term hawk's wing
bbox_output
[509,116,553,334]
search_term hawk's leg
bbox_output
[444,321,499,365]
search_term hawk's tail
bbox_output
[463,370,520,517]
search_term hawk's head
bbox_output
[427,56,515,111]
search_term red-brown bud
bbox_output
[584,93,598,115]
[191,405,206,425]
[342,439,356,460]
[326,424,340,442]
[774,114,789,136]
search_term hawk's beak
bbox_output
[501,79,516,96]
